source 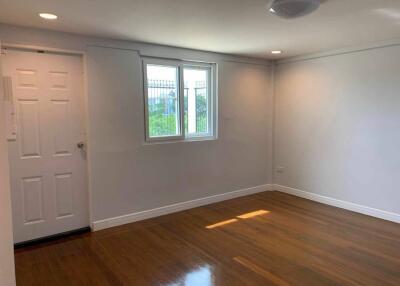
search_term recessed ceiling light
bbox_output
[271,50,282,54]
[39,13,58,20]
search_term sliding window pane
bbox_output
[184,68,210,136]
[146,65,180,138]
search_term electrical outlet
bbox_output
[276,166,285,174]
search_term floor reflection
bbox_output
[166,265,214,286]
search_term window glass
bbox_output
[146,65,180,138]
[184,68,209,136]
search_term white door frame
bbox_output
[0,39,17,286]
[1,43,93,233]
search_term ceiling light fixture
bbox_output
[268,0,322,19]
[271,50,282,54]
[39,13,58,20]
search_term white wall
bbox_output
[274,45,400,215]
[0,25,273,224]
[0,48,16,286]
[87,46,273,221]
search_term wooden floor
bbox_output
[15,191,400,286]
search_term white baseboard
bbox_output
[274,184,400,224]
[92,184,273,231]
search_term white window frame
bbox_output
[143,57,217,143]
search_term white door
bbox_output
[2,49,89,244]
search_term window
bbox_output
[143,58,216,142]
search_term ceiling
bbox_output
[1,0,400,59]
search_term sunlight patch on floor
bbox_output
[237,210,270,219]
[206,219,238,229]
[206,210,270,229]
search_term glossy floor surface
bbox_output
[15,191,400,286]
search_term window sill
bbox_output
[143,136,218,146]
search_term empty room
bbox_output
[0,0,399,285]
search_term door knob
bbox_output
[77,142,85,149]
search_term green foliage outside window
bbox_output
[149,91,208,137]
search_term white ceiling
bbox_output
[1,0,400,59]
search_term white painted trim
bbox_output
[142,57,217,143]
[277,37,400,65]
[2,43,84,55]
[274,185,400,224]
[92,184,273,231]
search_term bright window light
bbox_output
[184,68,210,137]
[146,64,180,138]
[39,13,58,20]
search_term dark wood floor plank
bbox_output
[15,191,400,286]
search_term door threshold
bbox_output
[14,227,91,249]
